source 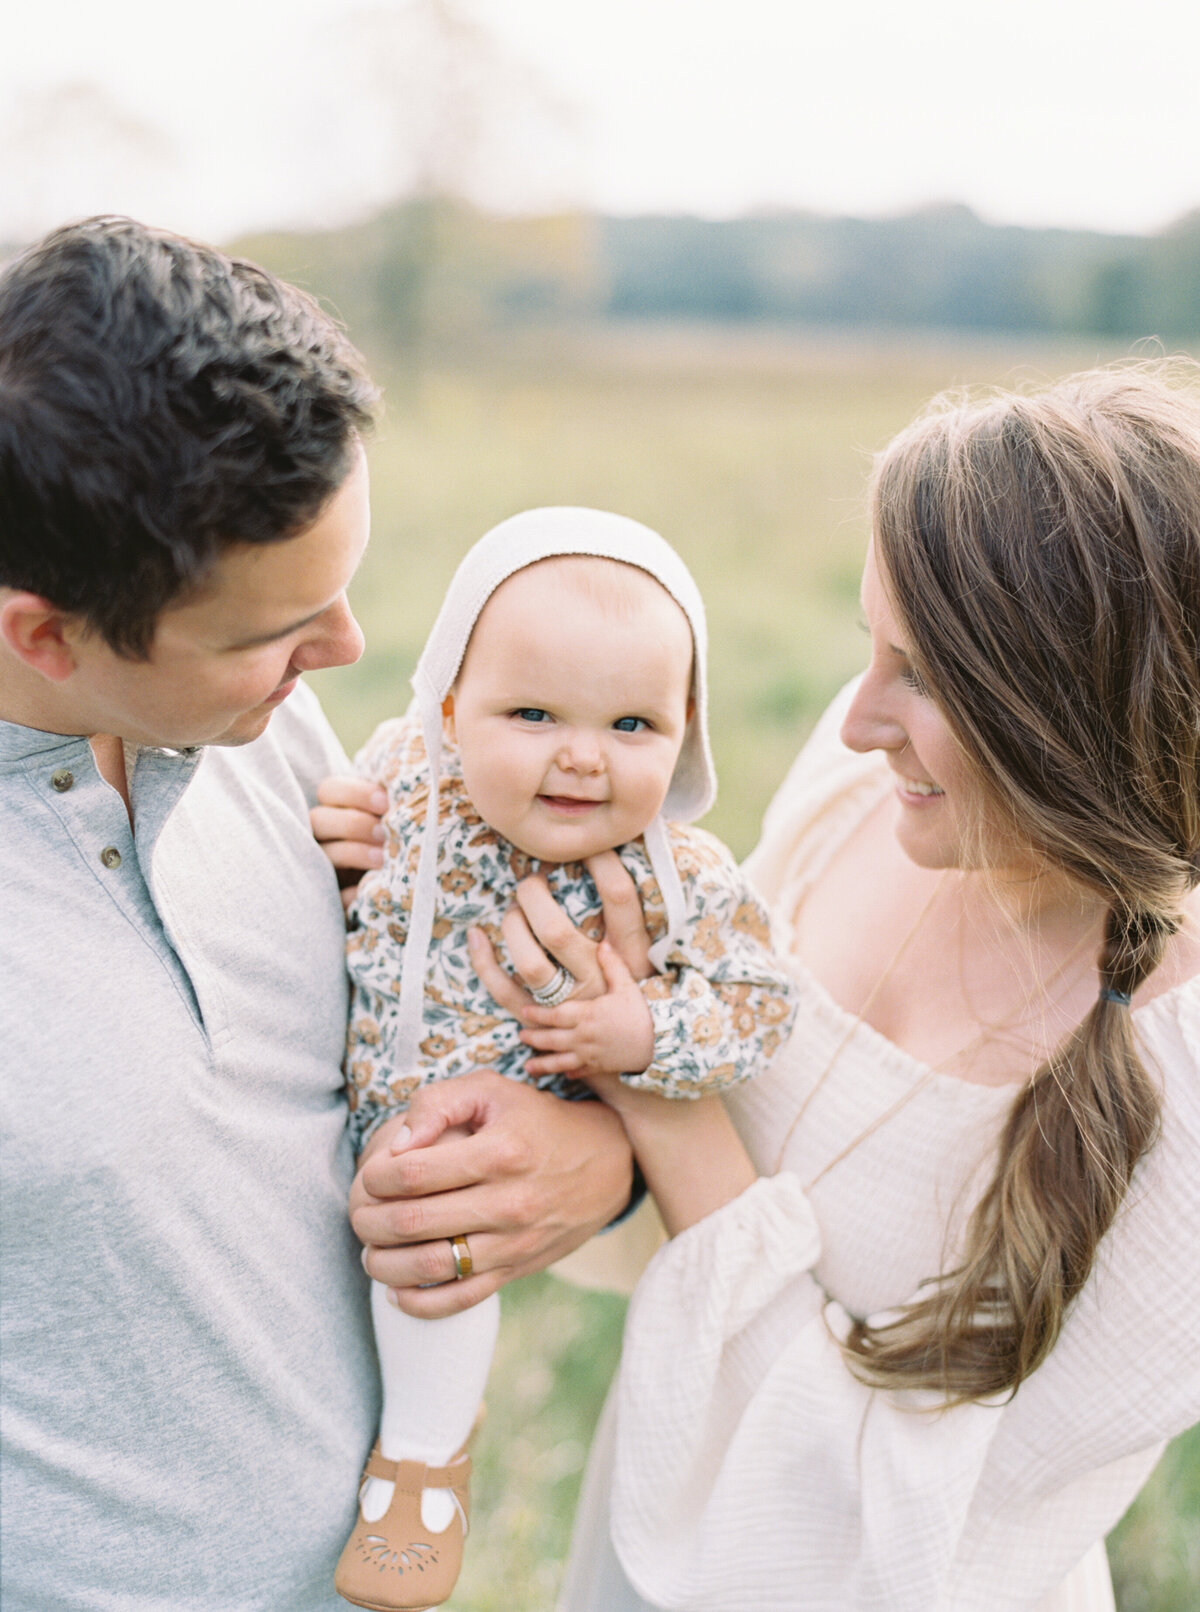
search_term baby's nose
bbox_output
[557,730,604,772]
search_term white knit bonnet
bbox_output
[393,506,717,1068]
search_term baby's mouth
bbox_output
[539,794,603,813]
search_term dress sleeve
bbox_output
[610,993,1200,1612]
[623,827,798,1099]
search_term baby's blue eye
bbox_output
[612,716,648,733]
[514,708,551,723]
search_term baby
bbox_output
[334,508,796,1609]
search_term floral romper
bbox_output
[345,713,797,1151]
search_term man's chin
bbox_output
[200,707,279,749]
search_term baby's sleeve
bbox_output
[343,713,429,1153]
[624,825,798,1098]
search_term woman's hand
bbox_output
[309,774,386,910]
[469,849,656,1007]
[509,940,656,1082]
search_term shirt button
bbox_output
[99,846,122,870]
[50,770,75,792]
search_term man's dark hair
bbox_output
[0,215,378,656]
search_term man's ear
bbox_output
[0,593,81,683]
[441,693,456,742]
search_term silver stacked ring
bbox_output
[529,965,576,1007]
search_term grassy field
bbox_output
[304,321,1199,1610]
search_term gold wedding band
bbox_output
[449,1234,473,1281]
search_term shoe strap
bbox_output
[363,1446,471,1493]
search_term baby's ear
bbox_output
[441,693,456,742]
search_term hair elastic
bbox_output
[1099,987,1133,1008]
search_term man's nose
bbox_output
[293,597,365,674]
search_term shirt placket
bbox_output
[25,741,208,1034]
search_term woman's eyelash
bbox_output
[899,664,928,695]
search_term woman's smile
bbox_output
[892,768,945,804]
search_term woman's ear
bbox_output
[0,593,80,683]
[441,693,456,742]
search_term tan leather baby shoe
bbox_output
[334,1443,471,1611]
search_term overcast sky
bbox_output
[2,0,1198,244]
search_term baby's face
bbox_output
[449,559,694,863]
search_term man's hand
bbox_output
[351,1070,635,1317]
[309,774,385,910]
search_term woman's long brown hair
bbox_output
[844,363,1200,1402]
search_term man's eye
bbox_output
[612,716,648,733]
[514,708,551,723]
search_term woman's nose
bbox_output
[840,668,907,755]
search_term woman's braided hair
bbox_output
[845,362,1200,1401]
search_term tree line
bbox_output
[233,199,1200,352]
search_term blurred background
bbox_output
[5,1,1197,1604]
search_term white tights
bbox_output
[360,1280,500,1531]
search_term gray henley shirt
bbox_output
[0,680,379,1610]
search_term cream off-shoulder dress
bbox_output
[559,683,1200,1612]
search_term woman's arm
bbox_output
[537,943,759,1238]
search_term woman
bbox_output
[328,364,1200,1610]
[539,363,1200,1611]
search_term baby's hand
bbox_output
[518,941,655,1087]
[309,775,386,911]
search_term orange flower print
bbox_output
[672,844,701,878]
[460,1012,502,1038]
[439,867,473,896]
[693,914,724,962]
[388,1075,419,1104]
[691,1011,723,1047]
[760,994,792,1025]
[731,901,770,944]
[734,1007,759,1039]
[431,916,455,940]
[509,849,536,881]
[421,1033,455,1059]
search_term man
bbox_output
[0,217,632,1610]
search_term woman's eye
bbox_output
[612,716,648,733]
[514,708,551,723]
[899,664,929,696]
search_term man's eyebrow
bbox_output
[228,609,325,649]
